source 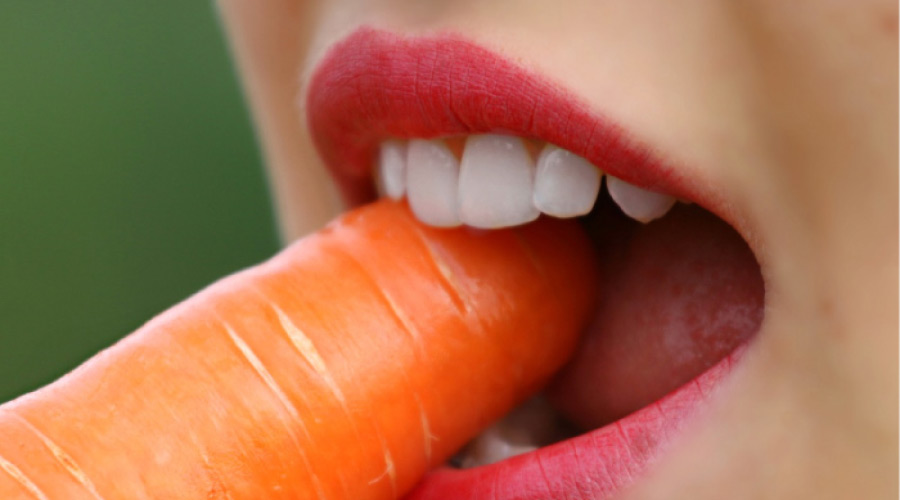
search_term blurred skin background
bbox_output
[0,3,276,402]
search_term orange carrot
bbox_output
[0,200,598,500]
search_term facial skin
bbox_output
[217,1,898,498]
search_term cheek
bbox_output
[219,0,344,240]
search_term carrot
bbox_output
[0,199,598,500]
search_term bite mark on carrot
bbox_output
[271,302,378,498]
[223,324,302,423]
[270,293,398,499]
[330,247,436,465]
[414,394,436,464]
[223,321,327,500]
[0,452,48,500]
[369,438,398,497]
[409,225,470,315]
[331,245,429,362]
[377,288,425,354]
[272,305,347,406]
[9,414,104,500]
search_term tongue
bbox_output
[548,200,765,430]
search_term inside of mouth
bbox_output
[369,134,765,469]
[446,181,764,469]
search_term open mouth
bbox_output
[306,27,764,500]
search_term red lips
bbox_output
[305,27,757,500]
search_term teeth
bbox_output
[380,135,681,228]
[457,427,538,469]
[458,134,540,229]
[533,144,602,217]
[606,175,677,223]
[377,140,407,200]
[454,396,571,469]
[406,139,462,227]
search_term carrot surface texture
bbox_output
[0,200,598,500]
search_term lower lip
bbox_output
[406,348,741,499]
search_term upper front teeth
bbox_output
[377,139,407,200]
[458,135,540,228]
[533,144,602,218]
[406,139,462,227]
[377,134,678,228]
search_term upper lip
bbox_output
[305,27,718,216]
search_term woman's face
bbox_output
[218,1,897,498]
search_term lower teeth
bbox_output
[451,395,576,469]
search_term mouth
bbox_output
[305,27,764,500]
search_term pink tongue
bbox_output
[548,201,764,430]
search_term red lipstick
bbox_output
[305,27,752,500]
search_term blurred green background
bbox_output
[0,3,279,401]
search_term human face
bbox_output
[217,1,898,498]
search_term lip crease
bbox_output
[305,26,743,500]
